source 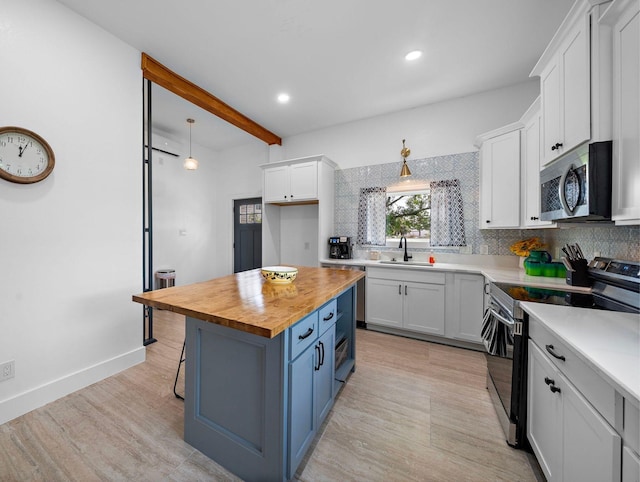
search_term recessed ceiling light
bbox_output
[405,50,422,61]
[277,93,290,103]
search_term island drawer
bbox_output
[290,311,319,360]
[318,299,337,334]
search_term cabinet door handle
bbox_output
[299,326,314,340]
[549,385,561,394]
[399,284,402,295]
[319,341,325,367]
[405,285,408,296]
[531,216,539,221]
[544,377,555,386]
[486,220,491,223]
[314,345,321,371]
[284,195,288,199]
[323,312,334,321]
[545,344,566,361]
[551,142,564,151]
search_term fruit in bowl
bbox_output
[260,266,298,284]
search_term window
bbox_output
[386,190,430,246]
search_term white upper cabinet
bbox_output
[263,160,318,204]
[477,125,521,229]
[602,0,640,225]
[532,1,592,166]
[520,98,555,228]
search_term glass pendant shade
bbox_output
[184,156,198,170]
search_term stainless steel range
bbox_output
[482,257,640,449]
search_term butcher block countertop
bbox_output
[132,266,365,338]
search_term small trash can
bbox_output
[156,269,175,289]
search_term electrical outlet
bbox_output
[480,245,489,255]
[1,360,15,382]
[555,247,561,260]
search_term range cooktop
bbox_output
[493,258,640,314]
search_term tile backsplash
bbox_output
[334,151,639,261]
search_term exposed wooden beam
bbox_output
[141,53,282,146]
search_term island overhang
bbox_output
[132,266,365,338]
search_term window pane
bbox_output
[386,192,430,241]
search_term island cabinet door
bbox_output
[315,326,336,425]
[288,325,336,479]
[288,345,317,476]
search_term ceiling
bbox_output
[56,0,575,152]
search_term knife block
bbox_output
[566,259,591,287]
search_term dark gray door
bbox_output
[234,198,262,273]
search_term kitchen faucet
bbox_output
[398,236,412,262]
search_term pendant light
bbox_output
[400,139,412,177]
[184,118,198,170]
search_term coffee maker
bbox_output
[328,236,352,259]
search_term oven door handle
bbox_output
[490,307,515,327]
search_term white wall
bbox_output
[281,80,540,168]
[213,140,270,276]
[151,133,221,285]
[0,0,143,424]
[280,205,320,266]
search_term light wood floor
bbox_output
[0,310,540,481]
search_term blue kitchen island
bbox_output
[133,266,363,481]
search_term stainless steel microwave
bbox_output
[539,141,612,222]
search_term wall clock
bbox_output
[0,126,55,184]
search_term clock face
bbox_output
[0,126,55,184]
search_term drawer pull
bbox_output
[545,344,566,361]
[323,312,334,321]
[549,385,562,394]
[298,327,314,340]
[544,377,555,386]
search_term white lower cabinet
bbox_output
[366,268,445,336]
[561,370,621,482]
[528,339,621,482]
[528,340,562,480]
[623,446,640,482]
[403,281,445,335]
[366,267,487,346]
[446,273,484,343]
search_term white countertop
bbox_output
[320,258,592,292]
[322,257,637,404]
[521,303,640,406]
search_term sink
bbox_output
[379,260,433,267]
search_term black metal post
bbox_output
[143,78,156,346]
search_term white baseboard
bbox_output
[0,347,145,425]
